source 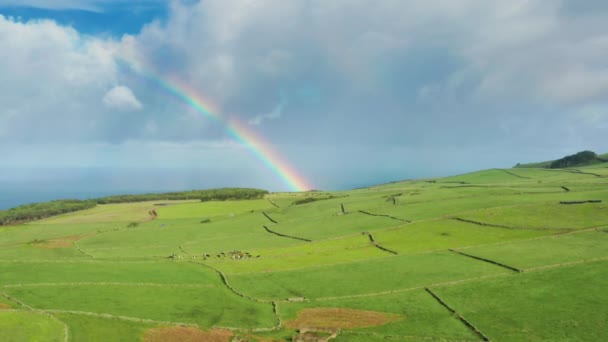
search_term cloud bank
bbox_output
[2,0,608,190]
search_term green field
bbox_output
[1,163,608,341]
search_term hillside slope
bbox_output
[1,166,607,341]
[514,150,608,168]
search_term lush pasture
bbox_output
[4,284,276,329]
[267,212,402,240]
[38,202,168,224]
[1,164,607,340]
[207,235,387,274]
[157,199,272,220]
[228,252,509,300]
[374,219,551,254]
[0,311,66,342]
[54,313,156,342]
[0,261,219,285]
[455,230,608,270]
[433,261,608,341]
[280,290,479,341]
[457,201,608,229]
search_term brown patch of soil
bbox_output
[0,303,11,310]
[286,308,401,330]
[143,327,232,342]
[32,235,89,249]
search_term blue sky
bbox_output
[0,1,167,35]
[1,0,608,192]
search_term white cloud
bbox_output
[3,0,608,155]
[103,85,143,111]
[248,101,286,126]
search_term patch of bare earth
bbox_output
[286,308,401,330]
[0,303,11,310]
[32,235,89,249]
[143,327,232,342]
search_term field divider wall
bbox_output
[358,210,411,222]
[425,288,491,342]
[1,291,70,342]
[262,225,312,242]
[268,198,280,208]
[191,261,274,304]
[547,169,603,177]
[448,249,522,273]
[450,217,573,232]
[497,169,531,179]
[43,309,198,327]
[0,290,35,311]
[73,241,95,258]
[262,212,278,224]
[559,200,602,205]
[365,232,398,255]
[524,256,608,273]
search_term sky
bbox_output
[1,0,608,194]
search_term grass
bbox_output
[207,234,387,274]
[0,261,219,285]
[457,201,608,230]
[228,252,509,300]
[38,201,193,224]
[454,230,608,270]
[4,284,276,329]
[374,219,552,254]
[279,290,479,340]
[2,164,608,340]
[54,313,157,342]
[0,310,66,342]
[433,260,608,341]
[267,212,402,240]
[157,199,272,220]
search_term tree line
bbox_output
[0,188,268,225]
[549,151,598,168]
[0,200,96,225]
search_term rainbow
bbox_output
[117,59,312,192]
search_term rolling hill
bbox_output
[1,163,607,341]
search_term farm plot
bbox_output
[38,201,171,224]
[456,201,608,230]
[0,310,66,342]
[373,219,552,254]
[206,234,388,274]
[3,284,276,329]
[0,222,124,247]
[228,251,509,300]
[0,244,87,261]
[0,260,219,285]
[79,212,301,257]
[54,312,157,342]
[266,212,402,241]
[279,289,480,341]
[157,199,273,220]
[432,261,608,341]
[367,191,565,221]
[453,230,608,270]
